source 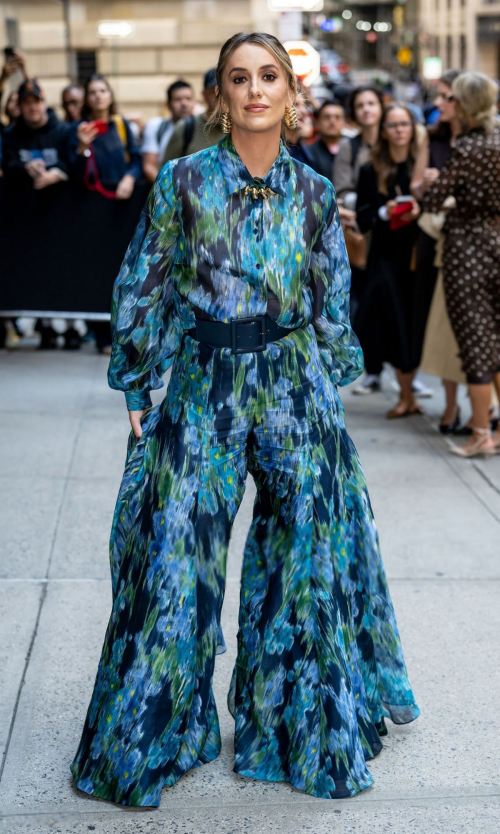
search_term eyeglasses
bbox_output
[436,93,454,103]
[384,121,412,129]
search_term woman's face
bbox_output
[435,82,457,124]
[295,92,314,139]
[354,91,383,128]
[220,43,291,135]
[382,107,414,149]
[6,92,20,121]
[86,81,113,116]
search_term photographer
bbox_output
[67,73,141,201]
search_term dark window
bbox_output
[446,35,453,69]
[460,34,467,68]
[76,51,97,84]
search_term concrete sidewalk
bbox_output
[0,347,499,834]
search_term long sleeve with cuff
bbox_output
[309,181,364,387]
[422,141,465,214]
[107,162,184,411]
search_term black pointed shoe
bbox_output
[439,407,461,435]
[375,717,388,737]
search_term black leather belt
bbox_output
[187,315,300,354]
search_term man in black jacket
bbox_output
[308,100,346,184]
[3,78,68,188]
[2,79,74,351]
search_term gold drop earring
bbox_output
[284,103,298,130]
[220,111,233,133]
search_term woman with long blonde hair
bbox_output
[70,33,419,807]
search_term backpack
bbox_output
[156,118,172,145]
[156,114,196,157]
[181,115,196,156]
[112,114,131,164]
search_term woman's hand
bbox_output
[76,121,99,150]
[116,174,135,200]
[338,206,357,229]
[25,159,46,178]
[1,48,27,86]
[33,169,62,190]
[129,410,144,439]
[422,167,440,189]
[385,199,397,219]
[12,48,28,78]
[400,199,421,223]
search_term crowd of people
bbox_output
[1,47,500,457]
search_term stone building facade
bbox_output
[0,1,280,119]
[419,0,500,77]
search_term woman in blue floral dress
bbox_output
[70,32,419,807]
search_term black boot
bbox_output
[63,327,81,350]
[38,325,59,350]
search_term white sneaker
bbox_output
[412,378,433,398]
[352,374,381,395]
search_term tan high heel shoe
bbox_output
[386,401,423,419]
[449,427,495,459]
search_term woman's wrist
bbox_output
[125,390,152,411]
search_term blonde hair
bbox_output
[452,72,498,135]
[205,32,297,133]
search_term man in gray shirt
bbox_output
[161,68,224,164]
[142,80,195,182]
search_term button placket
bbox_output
[251,199,267,307]
[254,200,264,272]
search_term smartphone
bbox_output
[92,119,109,136]
[4,46,15,59]
[390,200,414,230]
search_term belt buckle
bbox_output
[231,316,267,354]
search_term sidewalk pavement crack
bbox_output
[415,414,500,525]
[0,581,47,784]
[374,380,500,526]
[1,788,499,821]
[472,461,500,497]
[0,360,98,786]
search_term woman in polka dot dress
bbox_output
[423,72,500,457]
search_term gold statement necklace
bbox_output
[243,184,276,201]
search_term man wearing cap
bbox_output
[161,68,225,164]
[3,78,69,188]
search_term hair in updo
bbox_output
[205,31,297,133]
[452,71,498,134]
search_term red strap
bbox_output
[83,147,117,200]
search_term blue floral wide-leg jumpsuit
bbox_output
[70,136,419,807]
